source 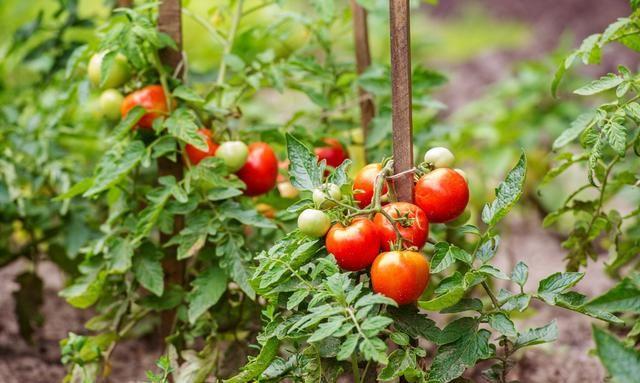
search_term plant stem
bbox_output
[351,355,361,383]
[216,0,244,90]
[482,281,501,309]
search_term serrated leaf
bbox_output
[355,294,397,308]
[361,316,393,333]
[603,120,627,155]
[476,235,500,263]
[107,238,133,273]
[328,159,352,186]
[221,200,276,228]
[515,321,558,349]
[511,261,528,288]
[133,245,164,296]
[488,313,517,337]
[84,141,146,196]
[499,291,531,312]
[173,85,204,103]
[593,326,640,383]
[308,319,344,343]
[419,285,465,311]
[286,133,323,191]
[287,290,309,310]
[336,334,359,361]
[440,298,483,314]
[537,272,585,303]
[574,73,623,95]
[477,265,509,280]
[187,266,227,323]
[482,153,526,226]
[553,112,595,150]
[586,277,640,313]
[388,306,441,342]
[164,108,207,151]
[431,243,472,273]
[427,329,492,383]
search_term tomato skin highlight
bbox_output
[373,202,429,251]
[121,85,169,129]
[325,218,380,271]
[414,168,469,223]
[352,163,388,209]
[237,142,279,196]
[185,129,219,165]
[314,138,349,169]
[371,250,430,305]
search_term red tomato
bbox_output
[121,85,169,129]
[315,138,349,169]
[325,218,380,271]
[185,129,219,165]
[373,202,429,251]
[371,250,430,305]
[352,163,388,208]
[414,168,469,223]
[237,142,278,196]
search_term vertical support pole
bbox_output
[351,0,375,141]
[117,0,133,7]
[389,0,413,203]
[157,0,185,342]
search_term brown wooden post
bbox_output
[350,0,375,141]
[157,0,185,342]
[389,0,413,203]
[116,0,133,7]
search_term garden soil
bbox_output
[0,0,631,381]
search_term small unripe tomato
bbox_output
[215,141,249,172]
[424,147,455,168]
[414,168,469,223]
[277,181,299,199]
[298,209,331,238]
[99,89,124,120]
[312,183,342,208]
[315,138,349,169]
[121,85,169,129]
[325,218,380,271]
[185,129,219,165]
[371,250,430,305]
[373,202,429,251]
[88,52,130,89]
[353,163,387,208]
[237,142,278,196]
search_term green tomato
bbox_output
[215,141,249,172]
[312,183,342,209]
[99,89,124,120]
[88,52,130,89]
[297,209,331,238]
[424,147,455,168]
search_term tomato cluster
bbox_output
[295,146,469,305]
[88,51,279,197]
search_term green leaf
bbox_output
[427,329,492,383]
[207,187,243,201]
[84,141,146,196]
[107,238,133,274]
[361,316,393,334]
[552,112,595,150]
[54,178,94,200]
[378,349,418,381]
[603,120,627,155]
[187,266,228,323]
[477,265,509,280]
[328,159,352,186]
[60,271,106,309]
[440,298,483,314]
[164,108,207,151]
[586,277,640,313]
[221,200,276,228]
[286,133,323,191]
[336,334,359,361]
[114,106,146,139]
[593,326,640,383]
[537,272,584,303]
[419,285,465,311]
[499,290,531,312]
[481,152,526,226]
[488,313,517,337]
[133,244,164,296]
[388,306,441,342]
[574,73,623,95]
[308,319,344,343]
[223,338,280,383]
[173,85,204,104]
[359,337,388,363]
[515,321,558,349]
[430,242,472,273]
[510,261,529,288]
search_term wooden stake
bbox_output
[157,0,185,343]
[389,0,414,203]
[351,0,375,141]
[116,0,133,7]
